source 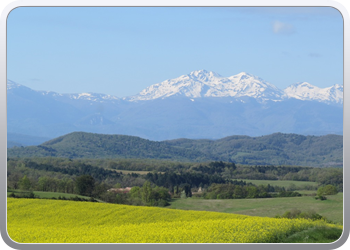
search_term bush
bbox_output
[317,185,338,197]
[9,192,16,198]
[8,191,36,199]
[277,209,327,221]
[154,199,169,207]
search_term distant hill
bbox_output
[7,133,52,147]
[163,133,343,167]
[7,132,217,162]
[7,132,343,167]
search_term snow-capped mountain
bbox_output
[6,71,343,143]
[7,70,343,105]
[7,79,119,103]
[7,79,22,90]
[129,70,284,102]
[283,82,343,104]
[43,91,119,102]
[128,70,343,105]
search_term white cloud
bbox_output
[272,21,295,35]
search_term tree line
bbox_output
[7,157,343,207]
[202,182,302,199]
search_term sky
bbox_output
[7,7,344,97]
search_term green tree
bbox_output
[37,176,49,191]
[18,175,31,190]
[183,184,192,197]
[233,185,244,198]
[114,183,122,188]
[129,186,141,198]
[66,179,75,194]
[141,181,152,204]
[317,185,338,196]
[246,186,259,198]
[75,175,95,197]
[7,173,21,189]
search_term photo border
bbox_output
[1,0,348,249]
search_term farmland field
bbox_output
[234,179,319,189]
[168,193,343,225]
[7,198,342,243]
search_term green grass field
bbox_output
[280,226,343,243]
[234,179,319,189]
[168,193,343,225]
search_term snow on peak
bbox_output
[7,80,22,90]
[130,70,284,101]
[7,79,119,102]
[189,69,221,78]
[129,70,342,104]
[68,92,119,101]
[235,72,253,77]
[284,82,343,104]
[7,74,343,105]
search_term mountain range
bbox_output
[7,70,343,145]
[7,131,343,167]
[128,70,343,104]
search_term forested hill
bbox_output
[163,133,343,167]
[7,132,217,162]
[7,132,343,167]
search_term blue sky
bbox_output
[7,7,343,97]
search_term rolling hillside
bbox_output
[7,132,343,167]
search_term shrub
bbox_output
[278,209,327,221]
[315,196,327,200]
[317,185,338,197]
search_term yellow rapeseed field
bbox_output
[7,198,342,243]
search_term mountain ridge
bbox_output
[7,70,343,104]
[7,70,343,141]
[128,70,342,103]
[7,131,343,167]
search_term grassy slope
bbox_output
[280,226,343,243]
[235,179,319,189]
[168,193,343,225]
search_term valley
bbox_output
[6,70,344,243]
[6,131,344,243]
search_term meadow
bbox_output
[6,156,343,243]
[234,179,319,189]
[168,193,343,225]
[7,198,342,243]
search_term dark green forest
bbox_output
[7,132,343,167]
[7,131,343,208]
